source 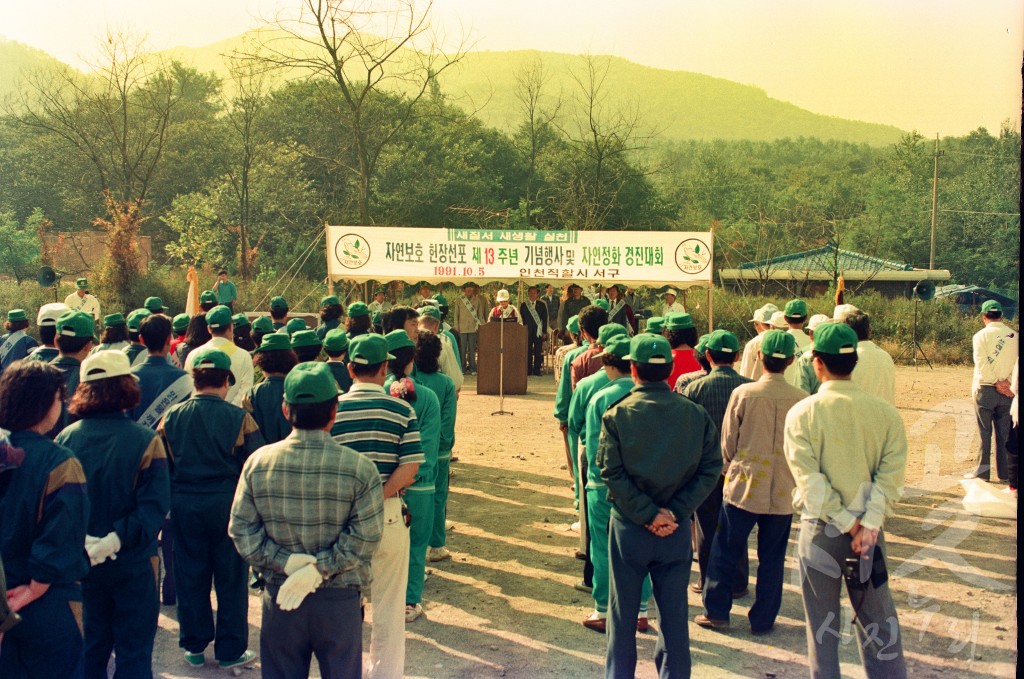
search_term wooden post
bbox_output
[325,224,334,295]
[707,287,714,331]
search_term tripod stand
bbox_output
[895,298,933,370]
[491,316,514,416]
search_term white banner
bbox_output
[326,226,712,288]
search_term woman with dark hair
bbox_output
[174,314,211,367]
[663,312,701,388]
[55,351,170,678]
[383,330,440,623]
[0,360,89,677]
[315,295,345,339]
[346,302,372,339]
[92,313,130,354]
[246,334,298,444]
[0,310,39,373]
[412,332,457,565]
[232,314,256,352]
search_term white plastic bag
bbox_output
[959,479,1017,519]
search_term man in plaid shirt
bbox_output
[230,362,384,679]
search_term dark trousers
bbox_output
[703,505,792,631]
[0,586,84,679]
[171,492,249,662]
[973,385,1012,480]
[160,516,175,605]
[83,559,160,679]
[694,476,748,592]
[607,513,692,679]
[260,586,362,679]
[527,331,544,375]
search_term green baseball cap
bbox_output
[646,316,664,333]
[784,299,808,319]
[598,335,631,359]
[76,278,89,290]
[251,316,274,334]
[270,296,288,311]
[6,309,27,323]
[760,330,796,359]
[199,290,217,305]
[320,295,341,307]
[172,313,190,333]
[597,323,628,346]
[625,333,673,364]
[126,308,152,331]
[566,315,581,334]
[812,322,858,355]
[418,305,442,321]
[981,300,1002,315]
[206,305,233,331]
[433,294,449,307]
[371,311,383,328]
[593,299,610,311]
[103,312,126,328]
[347,301,370,318]
[706,329,740,354]
[694,333,712,354]
[290,329,322,349]
[284,362,340,405]
[348,334,394,365]
[56,311,97,342]
[144,296,167,313]
[190,347,235,384]
[663,312,695,331]
[385,329,416,352]
[285,317,307,335]
[374,288,387,296]
[254,333,292,353]
[232,313,251,328]
[323,328,350,353]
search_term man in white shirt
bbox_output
[783,299,812,388]
[661,288,686,316]
[739,304,779,381]
[63,277,101,321]
[844,311,896,405]
[184,305,254,407]
[966,300,1017,481]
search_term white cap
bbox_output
[769,311,789,329]
[496,289,510,302]
[37,303,70,327]
[832,304,859,321]
[663,288,678,298]
[751,303,779,324]
[807,314,830,331]
[79,350,138,383]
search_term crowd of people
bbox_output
[0,277,1017,679]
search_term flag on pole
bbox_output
[835,274,846,306]
[185,266,199,316]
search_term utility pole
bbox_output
[929,134,943,270]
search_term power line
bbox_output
[939,209,1020,217]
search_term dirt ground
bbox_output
[151,364,1017,678]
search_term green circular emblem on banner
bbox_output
[675,238,711,274]
[335,233,371,269]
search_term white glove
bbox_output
[284,553,317,576]
[85,532,121,566]
[276,564,323,611]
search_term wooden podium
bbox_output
[477,321,528,395]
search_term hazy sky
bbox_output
[3,0,1021,136]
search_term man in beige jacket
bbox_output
[696,330,806,634]
[450,283,488,375]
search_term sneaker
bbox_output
[445,520,455,531]
[428,546,451,562]
[694,614,729,630]
[689,581,702,594]
[218,650,257,669]
[637,617,650,632]
[570,521,580,532]
[405,603,424,622]
[183,651,205,667]
[582,614,606,633]
[573,580,593,593]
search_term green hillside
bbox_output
[0,38,77,103]
[1,33,905,146]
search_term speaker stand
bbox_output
[894,298,933,370]
[491,317,514,416]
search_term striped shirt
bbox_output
[331,383,423,483]
[229,429,384,589]
[682,365,753,432]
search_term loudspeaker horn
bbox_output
[37,266,59,287]
[913,279,935,302]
